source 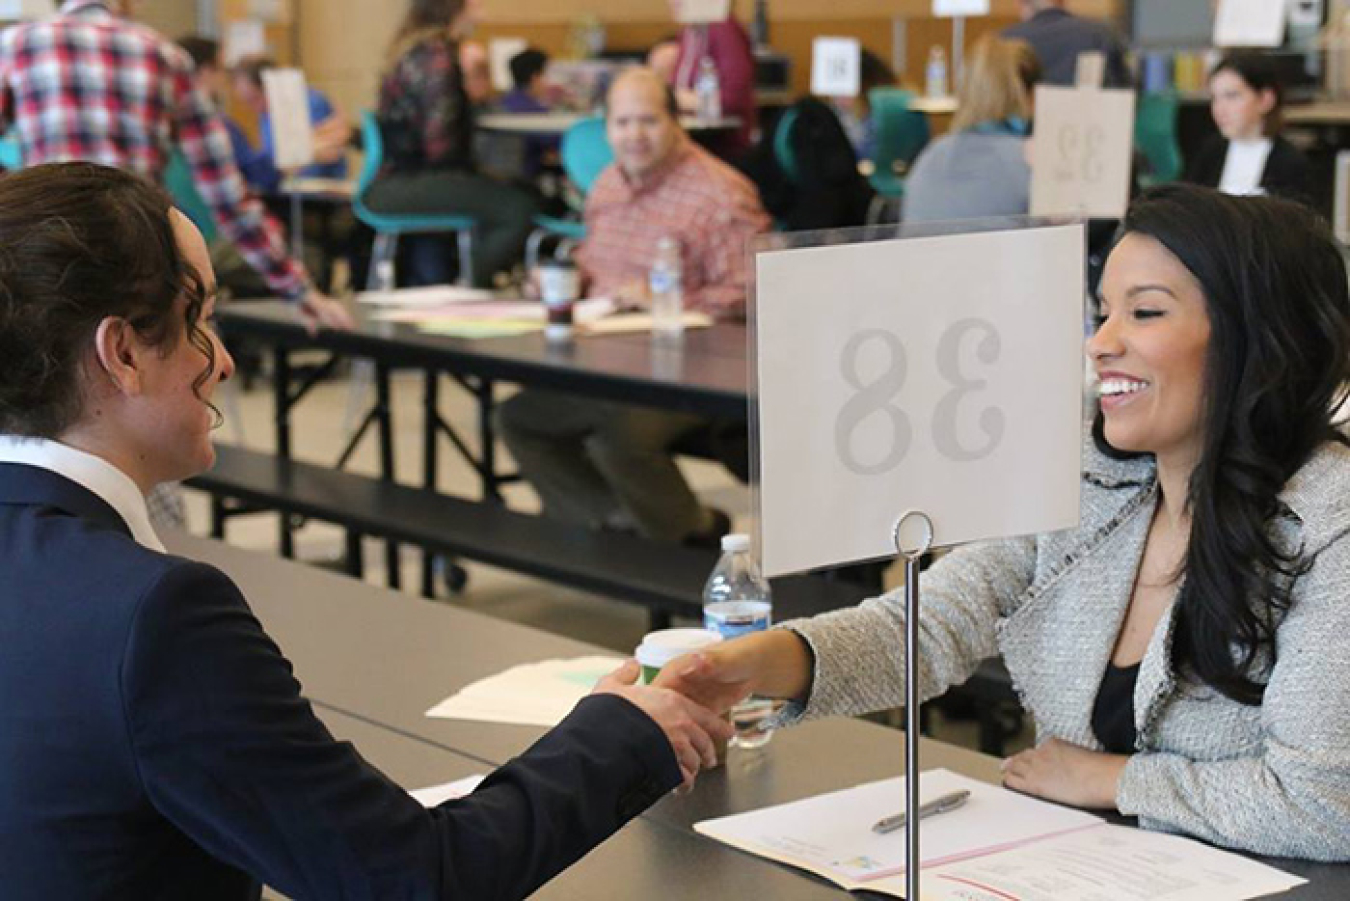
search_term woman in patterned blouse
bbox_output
[364,0,538,287]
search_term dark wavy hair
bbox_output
[1094,184,1350,704]
[0,162,214,438]
[1210,52,1286,136]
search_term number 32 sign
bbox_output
[753,225,1084,577]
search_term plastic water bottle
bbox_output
[703,534,775,750]
[694,56,722,122]
[649,236,684,343]
[926,45,948,98]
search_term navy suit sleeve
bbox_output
[120,561,681,900]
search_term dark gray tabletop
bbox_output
[218,300,751,419]
[170,534,1349,898]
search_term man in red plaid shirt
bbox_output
[0,0,351,332]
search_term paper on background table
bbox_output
[426,656,624,727]
[921,822,1305,901]
[416,320,544,339]
[582,311,713,334]
[358,285,500,307]
[371,298,616,324]
[695,769,1102,886]
[409,774,486,808]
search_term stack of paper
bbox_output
[425,656,624,727]
[695,768,1305,900]
[357,285,498,307]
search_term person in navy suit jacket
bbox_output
[0,162,731,900]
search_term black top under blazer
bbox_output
[0,462,680,900]
[1183,134,1313,204]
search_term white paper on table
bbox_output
[369,298,616,325]
[223,19,267,67]
[425,656,624,727]
[409,774,486,808]
[933,0,990,16]
[582,311,713,334]
[1031,86,1136,220]
[695,769,1103,888]
[262,68,314,170]
[674,0,731,24]
[357,285,498,307]
[811,38,862,98]
[920,823,1305,901]
[754,225,1084,577]
[1214,0,1289,48]
[490,38,529,92]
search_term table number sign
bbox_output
[1031,85,1136,220]
[811,38,862,98]
[673,0,731,24]
[1214,0,1288,48]
[262,68,314,171]
[933,0,990,15]
[753,224,1084,577]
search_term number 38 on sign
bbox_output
[752,225,1085,577]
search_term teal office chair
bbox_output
[526,116,613,267]
[772,105,803,187]
[1135,91,1183,188]
[866,88,930,224]
[0,132,21,172]
[353,110,478,287]
[164,150,219,243]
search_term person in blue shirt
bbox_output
[497,47,559,178]
[230,55,351,195]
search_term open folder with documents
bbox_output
[695,768,1304,900]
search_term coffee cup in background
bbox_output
[537,260,581,342]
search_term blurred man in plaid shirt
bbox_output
[0,0,353,529]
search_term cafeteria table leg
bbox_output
[421,372,439,597]
[273,347,295,559]
[375,362,401,590]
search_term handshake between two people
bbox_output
[588,630,814,791]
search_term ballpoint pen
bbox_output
[871,789,971,834]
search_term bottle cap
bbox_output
[721,533,751,553]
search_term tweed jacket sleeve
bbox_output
[778,534,1037,722]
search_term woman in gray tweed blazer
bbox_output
[664,185,1350,861]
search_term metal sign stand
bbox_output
[894,509,935,901]
[952,16,966,95]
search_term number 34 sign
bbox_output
[753,225,1084,577]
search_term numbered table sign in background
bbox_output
[1030,86,1136,220]
[262,68,315,172]
[753,224,1084,577]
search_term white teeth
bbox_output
[1098,378,1148,397]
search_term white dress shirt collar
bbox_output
[0,435,165,552]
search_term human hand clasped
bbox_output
[593,659,734,790]
[1001,738,1129,810]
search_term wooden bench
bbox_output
[187,443,1024,753]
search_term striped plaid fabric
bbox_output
[577,138,770,320]
[0,0,307,300]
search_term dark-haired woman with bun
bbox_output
[1185,52,1312,201]
[661,184,1350,861]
